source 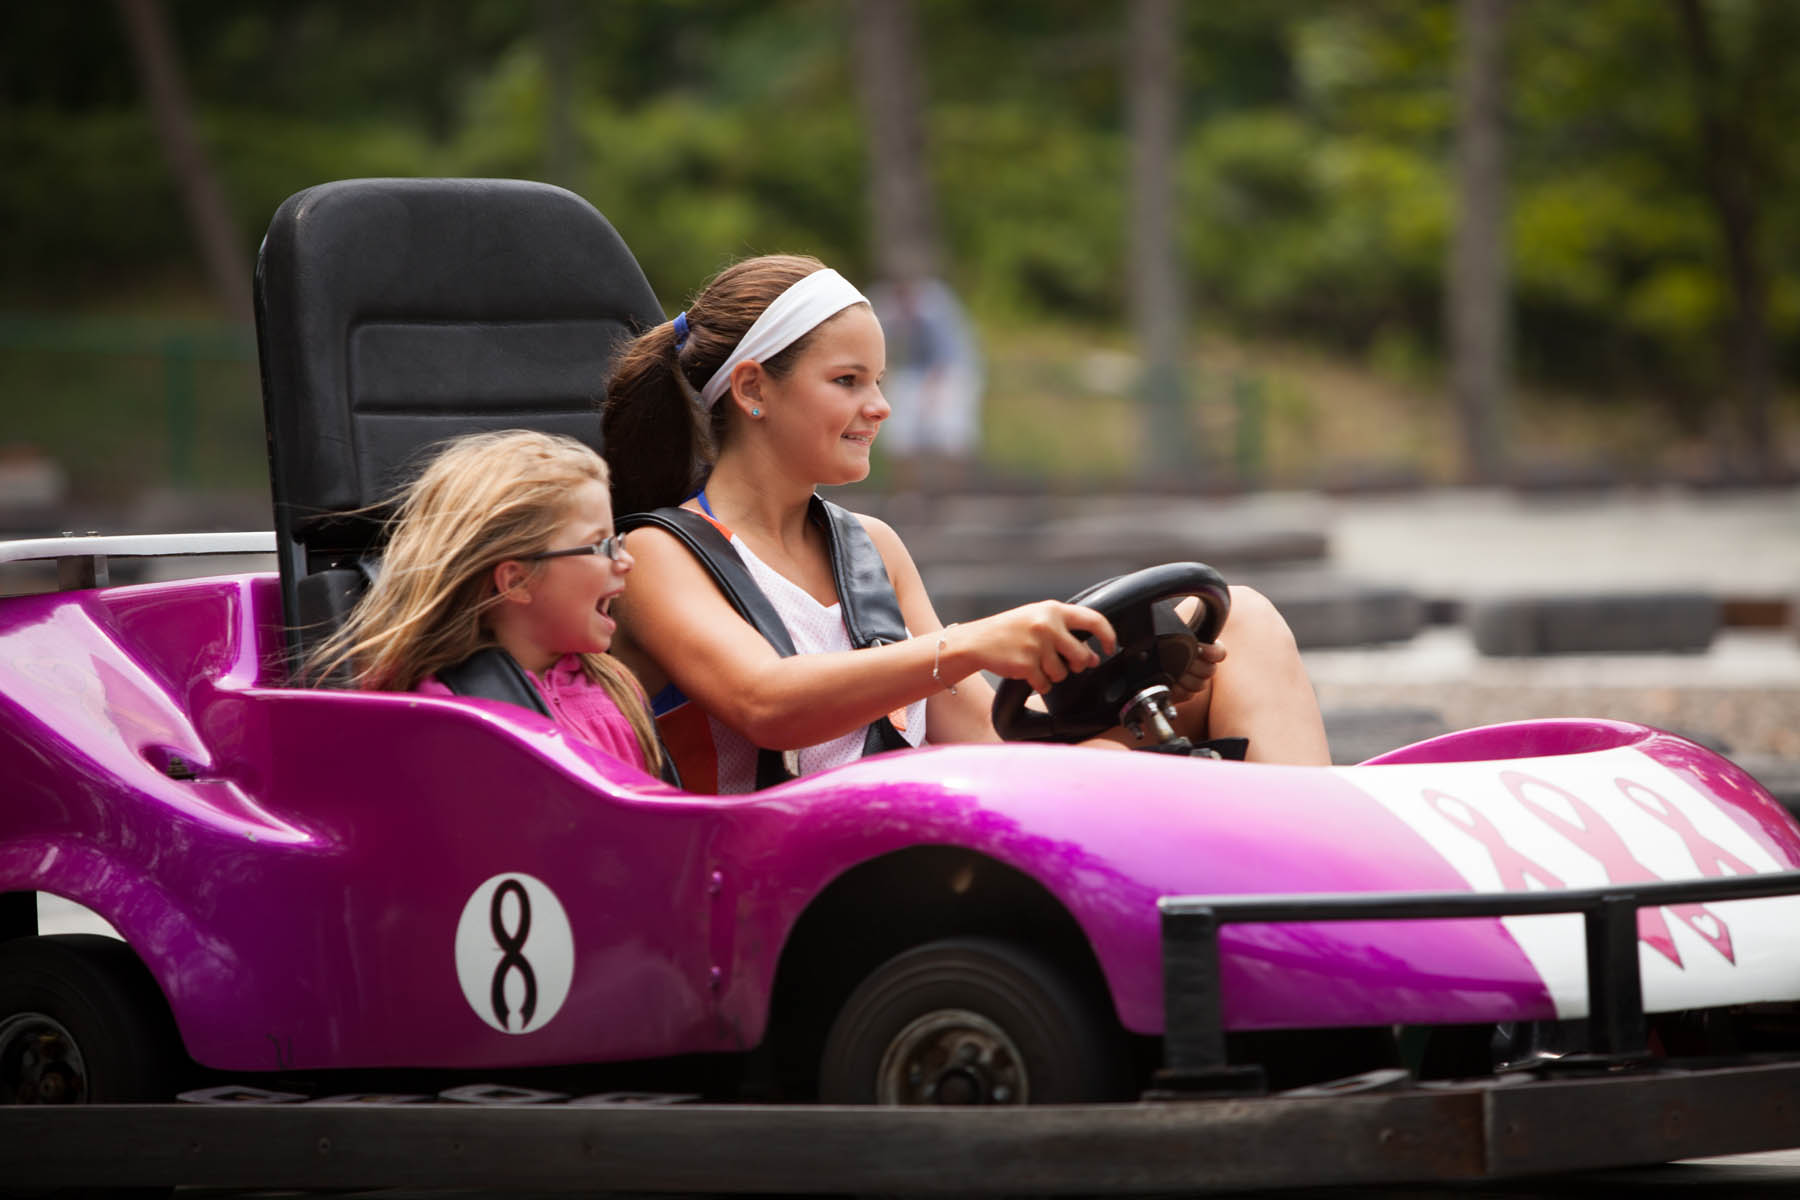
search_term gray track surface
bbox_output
[1322,486,1800,599]
[1307,626,1800,760]
[1302,485,1800,769]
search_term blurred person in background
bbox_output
[868,276,983,495]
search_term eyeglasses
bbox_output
[525,532,630,563]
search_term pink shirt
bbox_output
[417,654,649,773]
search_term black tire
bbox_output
[0,934,186,1105]
[818,937,1129,1105]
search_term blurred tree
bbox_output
[1,0,1794,479]
[539,0,580,191]
[1507,0,1797,470]
[1448,0,1509,483]
[1127,0,1190,476]
[114,0,251,322]
[1182,6,1451,352]
[855,0,937,282]
[1675,0,1777,480]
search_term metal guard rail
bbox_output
[1157,866,1800,1090]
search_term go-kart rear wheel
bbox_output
[817,937,1129,1105]
[0,934,185,1105]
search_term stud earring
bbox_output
[751,408,761,417]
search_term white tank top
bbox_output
[705,531,928,794]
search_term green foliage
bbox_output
[0,339,264,503]
[3,0,1797,439]
[934,103,1125,318]
[0,110,183,295]
[1181,112,1447,346]
[566,93,866,303]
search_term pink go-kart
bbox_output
[4,179,1800,1194]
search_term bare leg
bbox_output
[1175,585,1331,765]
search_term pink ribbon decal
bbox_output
[1618,777,1754,878]
[1504,771,1734,966]
[1426,788,1565,892]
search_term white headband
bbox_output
[696,268,869,410]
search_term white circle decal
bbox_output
[454,873,573,1034]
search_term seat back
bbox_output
[254,178,662,672]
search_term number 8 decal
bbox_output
[455,873,573,1034]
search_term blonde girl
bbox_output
[308,430,662,774]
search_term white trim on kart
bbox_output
[0,531,275,564]
[0,531,275,589]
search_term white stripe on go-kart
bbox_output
[1347,748,1800,1018]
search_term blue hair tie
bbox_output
[672,311,689,352]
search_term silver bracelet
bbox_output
[933,623,959,695]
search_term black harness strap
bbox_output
[618,507,795,789]
[622,496,911,788]
[439,646,553,717]
[439,646,682,788]
[814,500,912,758]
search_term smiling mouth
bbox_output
[843,432,875,446]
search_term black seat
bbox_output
[253,178,663,675]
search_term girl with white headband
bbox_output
[602,254,1329,792]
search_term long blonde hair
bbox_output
[307,430,663,772]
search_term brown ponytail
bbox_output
[602,253,834,516]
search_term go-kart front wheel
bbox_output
[817,937,1130,1105]
[0,934,186,1105]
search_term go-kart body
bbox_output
[5,556,1797,1077]
[8,177,1800,1193]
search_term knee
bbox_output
[1222,585,1301,657]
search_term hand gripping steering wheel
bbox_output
[990,562,1231,744]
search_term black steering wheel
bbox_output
[991,562,1230,743]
